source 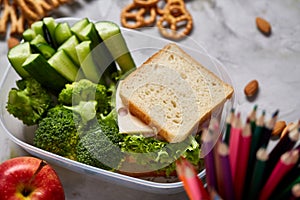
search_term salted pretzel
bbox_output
[134,0,159,7]
[0,0,74,49]
[15,0,45,21]
[0,0,12,35]
[16,0,71,21]
[121,2,157,29]
[9,1,25,36]
[155,0,167,16]
[157,0,193,40]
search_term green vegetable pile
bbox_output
[5,17,203,177]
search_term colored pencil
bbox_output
[233,118,252,200]
[177,107,299,200]
[210,188,223,200]
[267,126,299,173]
[290,183,300,200]
[201,128,217,190]
[243,110,265,198]
[207,118,225,195]
[248,104,258,133]
[176,158,210,200]
[247,148,269,200]
[213,141,225,198]
[249,110,265,162]
[259,109,279,148]
[208,117,222,144]
[259,149,299,200]
[281,121,298,139]
[273,166,300,200]
[229,112,243,183]
[223,108,235,145]
[218,142,235,200]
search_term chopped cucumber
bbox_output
[7,42,31,78]
[76,41,101,83]
[22,54,69,92]
[43,17,58,48]
[73,21,118,85]
[48,50,80,82]
[57,35,80,66]
[30,34,47,45]
[70,18,90,38]
[32,43,56,59]
[31,21,44,37]
[54,22,72,46]
[95,21,136,73]
[77,23,101,47]
[22,29,36,42]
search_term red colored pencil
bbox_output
[259,149,299,200]
[229,112,243,181]
[233,118,252,200]
[176,158,210,200]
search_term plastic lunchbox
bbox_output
[0,18,235,194]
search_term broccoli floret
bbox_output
[58,79,111,115]
[76,110,124,170]
[33,102,124,170]
[33,105,80,160]
[6,77,53,126]
[64,100,98,124]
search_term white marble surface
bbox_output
[0,0,300,199]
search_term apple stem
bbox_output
[28,160,47,185]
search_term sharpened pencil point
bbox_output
[253,104,258,111]
[246,117,251,124]
[272,109,279,117]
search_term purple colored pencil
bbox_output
[202,129,217,190]
[218,142,235,200]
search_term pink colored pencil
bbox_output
[259,149,299,200]
[233,118,252,200]
[229,112,243,181]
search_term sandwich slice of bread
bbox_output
[119,43,234,143]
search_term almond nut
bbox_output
[244,79,259,97]
[256,17,271,36]
[7,36,20,49]
[272,121,286,136]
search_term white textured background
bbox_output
[0,0,300,199]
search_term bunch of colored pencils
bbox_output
[176,106,300,200]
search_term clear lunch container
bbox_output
[0,18,235,194]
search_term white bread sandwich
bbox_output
[119,43,234,143]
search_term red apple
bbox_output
[0,156,65,200]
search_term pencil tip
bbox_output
[262,110,266,115]
[246,117,251,123]
[231,108,235,113]
[253,104,258,111]
[272,109,279,117]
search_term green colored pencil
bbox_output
[247,148,269,200]
[223,108,235,145]
[249,104,258,133]
[273,172,300,200]
[249,110,265,166]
